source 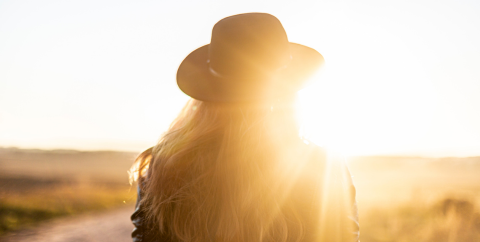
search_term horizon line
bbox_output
[1,146,479,159]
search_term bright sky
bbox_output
[1,0,479,157]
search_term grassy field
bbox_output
[0,148,138,235]
[348,156,480,242]
[1,147,480,241]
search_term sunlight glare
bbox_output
[296,62,436,156]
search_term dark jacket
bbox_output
[131,180,172,242]
[131,149,360,242]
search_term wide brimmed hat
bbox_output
[177,13,324,102]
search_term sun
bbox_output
[295,65,436,157]
[294,70,387,156]
[296,88,357,155]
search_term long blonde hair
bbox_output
[131,98,333,242]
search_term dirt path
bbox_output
[2,205,134,242]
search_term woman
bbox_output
[130,13,359,242]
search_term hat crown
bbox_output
[208,13,291,78]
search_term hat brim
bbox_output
[177,43,324,102]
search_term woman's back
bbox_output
[131,101,358,242]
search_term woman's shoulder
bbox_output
[299,141,327,174]
[288,142,327,193]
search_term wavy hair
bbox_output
[130,98,330,242]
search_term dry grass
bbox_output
[0,178,137,235]
[360,197,480,242]
[0,148,138,235]
[348,156,480,242]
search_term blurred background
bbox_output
[1,0,479,241]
